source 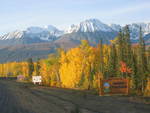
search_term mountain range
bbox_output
[0,19,150,62]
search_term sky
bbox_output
[0,0,150,35]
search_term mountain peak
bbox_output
[66,18,113,33]
[44,25,64,36]
[26,26,46,34]
[109,24,121,32]
[84,18,103,23]
[0,25,64,41]
[44,25,58,31]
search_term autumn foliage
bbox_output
[0,26,150,96]
[120,61,132,74]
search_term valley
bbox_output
[1,1,150,113]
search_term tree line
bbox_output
[0,25,150,96]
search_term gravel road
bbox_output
[0,80,149,113]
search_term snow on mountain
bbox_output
[130,23,150,35]
[25,26,64,41]
[0,25,64,41]
[26,27,46,34]
[109,24,121,32]
[66,19,113,33]
[0,19,150,43]
[0,30,24,40]
[45,25,58,32]
[108,22,150,40]
[44,25,64,37]
[143,23,150,35]
[66,19,150,38]
[128,23,150,40]
[26,25,63,37]
[65,24,79,33]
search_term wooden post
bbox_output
[126,78,131,95]
[99,78,103,96]
[126,78,129,95]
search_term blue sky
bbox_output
[0,0,150,35]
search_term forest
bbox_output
[0,26,150,96]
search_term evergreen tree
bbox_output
[118,30,124,62]
[117,26,133,78]
[108,44,117,77]
[27,58,34,78]
[137,26,148,94]
[124,25,132,67]
[99,39,104,76]
[139,27,147,71]
[147,47,150,73]
[131,49,138,90]
[36,58,41,76]
[117,29,126,77]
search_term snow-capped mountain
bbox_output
[0,18,150,46]
[26,27,46,34]
[0,25,64,45]
[0,18,150,62]
[128,23,150,40]
[66,19,113,33]
[109,24,121,32]
[0,30,24,40]
[26,25,63,37]
[108,23,150,40]
[58,19,118,45]
[65,19,150,39]
[108,22,150,41]
[24,26,64,41]
[44,25,64,37]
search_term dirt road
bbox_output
[0,80,149,113]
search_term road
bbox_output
[0,80,150,113]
